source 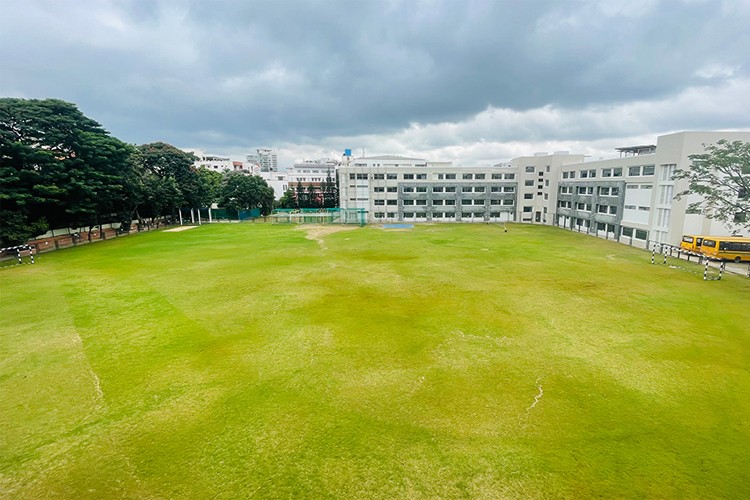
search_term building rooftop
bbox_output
[615,145,656,157]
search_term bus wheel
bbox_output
[734,256,742,263]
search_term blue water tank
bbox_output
[344,149,352,156]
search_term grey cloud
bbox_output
[1,0,749,152]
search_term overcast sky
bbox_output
[2,0,749,166]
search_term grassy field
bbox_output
[1,223,749,498]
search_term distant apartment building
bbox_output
[338,131,750,247]
[287,158,339,204]
[192,153,233,172]
[246,148,278,172]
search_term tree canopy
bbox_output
[218,172,275,215]
[1,98,136,244]
[674,140,750,233]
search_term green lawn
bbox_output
[1,223,749,498]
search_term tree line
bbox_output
[0,98,274,245]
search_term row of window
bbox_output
[558,201,619,214]
[559,186,622,196]
[375,199,515,206]
[372,185,516,194]
[372,212,511,219]
[350,172,517,181]
[624,205,651,211]
[561,165,656,179]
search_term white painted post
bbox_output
[208,207,213,223]
[190,209,195,224]
[179,209,183,225]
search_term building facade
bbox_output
[554,131,750,248]
[338,132,750,247]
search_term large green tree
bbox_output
[0,98,136,245]
[674,140,750,233]
[219,172,275,215]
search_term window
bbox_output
[416,187,427,193]
[462,186,473,193]
[635,229,648,240]
[387,173,397,180]
[349,173,356,180]
[416,200,427,206]
[622,227,633,237]
[492,173,503,179]
[491,186,501,192]
[445,187,456,192]
[461,199,472,205]
[638,206,650,211]
[523,206,533,213]
[624,204,636,210]
[373,173,384,180]
[415,213,426,218]
[475,186,485,192]
[374,200,385,206]
[416,173,427,180]
[525,180,534,186]
[374,212,385,218]
[660,164,676,181]
[445,174,456,180]
[403,187,414,193]
[472,212,484,218]
[403,212,414,218]
[475,173,485,180]
[474,199,485,205]
[503,199,514,205]
[387,200,397,205]
[503,186,515,193]
[599,187,610,196]
[432,186,444,193]
[387,212,396,218]
[602,168,612,178]
[642,165,655,176]
[611,187,619,196]
[403,174,414,180]
[613,168,622,177]
[403,200,414,205]
[387,187,397,192]
[356,173,368,180]
[433,199,444,205]
[524,193,533,199]
[504,173,515,180]
[445,199,456,205]
[374,187,384,192]
[490,199,502,205]
[628,166,641,176]
[525,166,535,173]
[580,170,588,178]
[578,186,587,195]
[463,173,473,180]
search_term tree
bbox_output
[0,98,136,245]
[674,140,750,233]
[277,188,296,209]
[218,172,275,215]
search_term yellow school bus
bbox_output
[680,235,708,253]
[699,236,750,262]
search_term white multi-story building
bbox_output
[246,148,278,172]
[338,155,519,223]
[555,131,750,248]
[338,132,750,248]
[191,153,233,172]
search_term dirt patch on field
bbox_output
[164,225,199,232]
[297,224,360,250]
